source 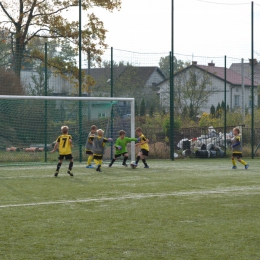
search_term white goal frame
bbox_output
[0,95,136,161]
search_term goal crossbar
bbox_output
[0,95,134,102]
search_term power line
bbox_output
[197,0,249,5]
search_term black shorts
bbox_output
[140,149,149,157]
[86,150,93,155]
[58,154,73,160]
[232,152,242,158]
[115,152,128,158]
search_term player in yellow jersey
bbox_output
[133,127,149,168]
[85,125,97,168]
[88,129,113,172]
[231,127,249,170]
[51,126,74,177]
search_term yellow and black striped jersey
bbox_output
[139,134,149,151]
[231,135,242,153]
[56,134,72,155]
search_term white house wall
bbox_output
[21,70,73,95]
[200,77,229,112]
[145,71,165,87]
[229,85,255,111]
[158,81,170,110]
[157,68,256,114]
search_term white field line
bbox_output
[0,173,89,179]
[0,162,119,171]
[0,186,260,209]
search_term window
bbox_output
[234,95,240,106]
[98,112,106,118]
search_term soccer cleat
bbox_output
[245,164,249,170]
[86,165,94,168]
[232,166,237,169]
[67,170,74,176]
[96,165,101,172]
[122,163,128,167]
[54,171,59,177]
[108,164,112,167]
[144,165,149,168]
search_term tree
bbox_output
[0,67,25,137]
[159,55,189,78]
[139,98,146,116]
[135,99,138,116]
[0,29,12,68]
[149,104,154,117]
[189,103,196,120]
[210,104,216,118]
[182,105,188,118]
[25,65,53,96]
[216,102,221,118]
[0,68,24,95]
[174,67,217,116]
[221,100,226,111]
[0,0,121,90]
[162,116,181,138]
[21,38,78,70]
[216,102,221,111]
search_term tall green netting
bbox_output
[0,96,134,166]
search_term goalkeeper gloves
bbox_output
[117,145,122,150]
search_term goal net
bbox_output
[0,95,135,166]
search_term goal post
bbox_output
[0,95,135,166]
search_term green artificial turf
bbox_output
[0,158,259,259]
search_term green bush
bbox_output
[162,116,181,137]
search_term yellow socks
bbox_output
[94,158,102,166]
[232,159,236,166]
[240,159,247,166]
[87,155,93,165]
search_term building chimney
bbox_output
[249,59,257,65]
[192,61,197,65]
[208,60,215,66]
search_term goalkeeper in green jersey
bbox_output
[109,130,139,167]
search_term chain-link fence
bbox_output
[1,2,260,164]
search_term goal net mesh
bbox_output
[0,97,134,166]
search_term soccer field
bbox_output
[0,159,260,260]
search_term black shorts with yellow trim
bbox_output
[232,152,242,158]
[86,150,93,155]
[93,154,103,160]
[140,149,149,157]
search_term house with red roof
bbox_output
[157,61,257,115]
[229,59,260,86]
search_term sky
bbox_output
[71,0,260,67]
